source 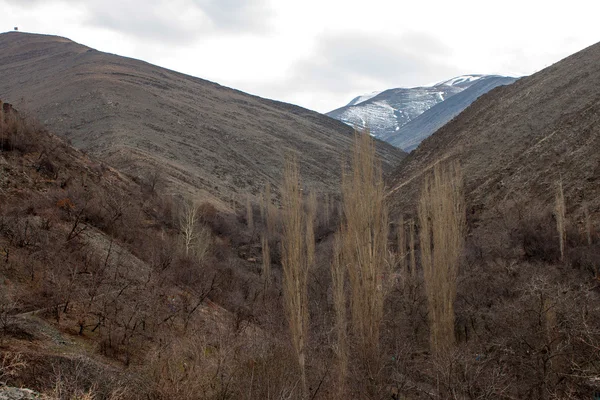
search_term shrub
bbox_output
[516,209,561,263]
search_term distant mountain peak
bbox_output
[345,91,383,107]
[327,74,517,151]
[434,74,487,87]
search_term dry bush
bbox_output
[313,194,340,242]
[146,194,177,230]
[498,274,600,398]
[197,201,218,226]
[0,102,38,153]
[81,187,142,241]
[146,336,226,400]
[516,208,562,263]
[418,161,465,355]
[0,352,27,384]
[8,353,140,400]
[140,166,163,196]
[0,290,18,338]
[193,225,212,264]
[146,332,299,400]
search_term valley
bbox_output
[1,26,600,400]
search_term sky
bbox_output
[2,0,600,113]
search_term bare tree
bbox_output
[261,234,271,289]
[246,195,254,232]
[331,232,347,397]
[418,161,465,355]
[179,199,199,256]
[145,166,163,195]
[281,155,309,397]
[397,215,406,273]
[339,130,388,368]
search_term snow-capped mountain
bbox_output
[326,75,517,151]
[384,76,518,151]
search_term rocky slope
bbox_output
[0,32,404,208]
[327,75,515,151]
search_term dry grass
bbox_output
[418,161,465,355]
[281,154,309,396]
[339,130,388,367]
[555,180,566,261]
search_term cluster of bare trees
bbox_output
[275,130,467,398]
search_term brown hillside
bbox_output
[0,101,310,398]
[388,40,600,223]
[0,32,404,208]
[381,41,600,399]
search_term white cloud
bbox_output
[2,0,600,112]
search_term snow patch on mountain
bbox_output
[328,86,462,140]
[346,91,382,106]
[437,75,484,87]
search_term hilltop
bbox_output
[0,32,404,208]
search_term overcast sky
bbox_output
[3,0,600,112]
